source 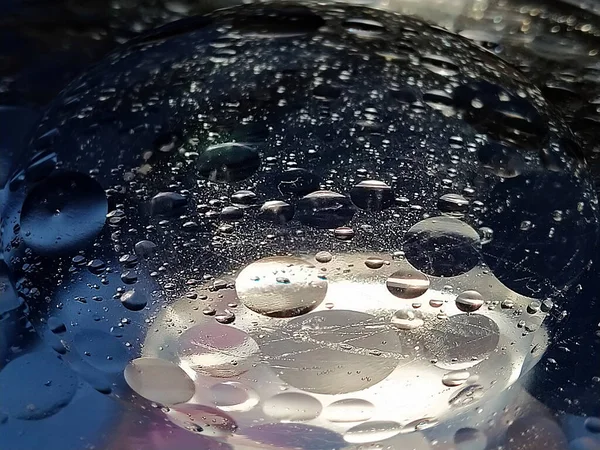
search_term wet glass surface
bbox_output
[2,1,600,449]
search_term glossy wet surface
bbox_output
[2,1,600,450]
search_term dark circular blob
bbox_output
[480,172,598,298]
[403,217,481,278]
[19,171,108,255]
[276,168,321,198]
[197,143,261,183]
[0,351,78,420]
[453,81,548,150]
[120,289,148,311]
[259,200,294,224]
[477,142,525,178]
[296,191,355,228]
[349,180,394,211]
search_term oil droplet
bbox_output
[210,382,259,412]
[259,200,294,224]
[344,420,402,444]
[455,290,484,312]
[323,399,374,423]
[334,226,355,241]
[262,392,322,421]
[350,180,394,211]
[124,357,195,405]
[364,257,385,269]
[197,142,260,183]
[386,268,430,299]
[391,309,424,330]
[315,251,333,263]
[236,256,327,317]
[296,190,355,228]
[438,193,469,217]
[442,370,471,387]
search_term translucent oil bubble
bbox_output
[386,268,430,299]
[124,357,195,405]
[19,172,108,255]
[235,256,327,317]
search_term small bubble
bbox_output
[455,290,484,313]
[364,257,385,269]
[315,251,333,263]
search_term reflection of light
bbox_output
[142,251,550,445]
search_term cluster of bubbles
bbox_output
[1,2,599,450]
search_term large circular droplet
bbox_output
[178,323,260,378]
[296,191,355,228]
[423,314,499,369]
[263,392,322,421]
[20,171,108,254]
[258,310,401,394]
[236,256,327,317]
[0,351,77,420]
[386,268,430,299]
[323,399,374,423]
[124,357,195,405]
[403,217,481,278]
[197,142,260,183]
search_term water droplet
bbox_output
[297,191,355,228]
[334,226,355,241]
[263,392,322,421]
[342,18,386,38]
[364,256,384,269]
[350,180,394,211]
[20,172,108,255]
[214,309,236,324]
[442,370,471,387]
[87,259,106,274]
[231,190,257,207]
[391,309,424,330]
[315,251,333,263]
[197,142,260,183]
[259,200,294,224]
[438,193,469,217]
[236,256,327,317]
[455,290,484,313]
[120,289,148,311]
[124,357,195,405]
[386,268,430,299]
[220,206,243,222]
[150,191,187,216]
[323,399,374,423]
[134,239,157,258]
